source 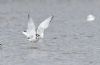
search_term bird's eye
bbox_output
[27,36,33,39]
[36,34,40,37]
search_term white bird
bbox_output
[22,14,54,43]
[86,14,95,22]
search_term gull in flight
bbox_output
[86,14,95,22]
[22,14,54,43]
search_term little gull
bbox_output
[22,14,54,43]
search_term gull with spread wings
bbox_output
[22,14,54,43]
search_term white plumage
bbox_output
[22,14,54,43]
[87,14,95,22]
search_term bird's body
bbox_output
[22,14,54,43]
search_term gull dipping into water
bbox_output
[22,14,54,43]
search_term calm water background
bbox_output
[0,0,100,65]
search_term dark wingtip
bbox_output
[27,10,31,19]
[24,30,26,32]
[50,15,54,22]
[28,13,30,19]
[51,15,54,19]
[52,15,54,17]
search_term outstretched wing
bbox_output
[27,14,36,35]
[37,16,54,38]
[22,14,36,37]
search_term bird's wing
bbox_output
[37,16,54,38]
[22,14,36,37]
[27,14,36,34]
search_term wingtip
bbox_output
[50,15,54,22]
[51,15,54,19]
[28,13,30,19]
